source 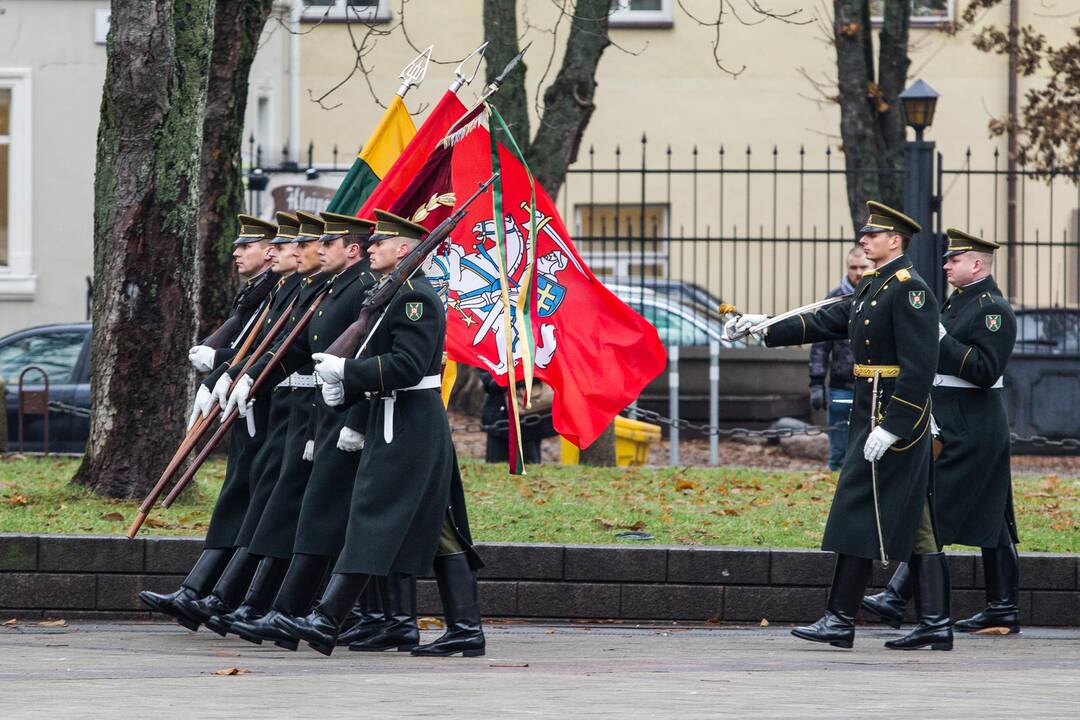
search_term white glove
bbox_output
[312,353,346,384]
[864,426,900,463]
[938,322,947,341]
[723,313,769,341]
[186,385,214,430]
[302,440,314,462]
[188,345,216,372]
[322,381,345,407]
[223,374,254,419]
[211,372,234,410]
[337,426,364,452]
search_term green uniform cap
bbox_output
[372,208,428,242]
[271,212,301,244]
[319,211,376,240]
[295,211,325,240]
[235,214,277,245]
[944,228,1000,258]
[858,200,922,239]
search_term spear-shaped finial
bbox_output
[486,41,532,99]
[396,45,433,98]
[450,41,489,93]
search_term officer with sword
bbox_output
[726,201,949,651]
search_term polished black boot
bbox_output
[861,562,913,629]
[350,574,419,652]
[412,554,485,658]
[337,576,388,646]
[955,544,1021,634]
[885,552,953,651]
[138,547,234,631]
[206,556,288,637]
[177,547,260,631]
[273,573,370,656]
[231,553,331,650]
[791,553,871,649]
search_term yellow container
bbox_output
[560,416,662,466]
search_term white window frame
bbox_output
[609,0,674,28]
[871,0,955,27]
[0,68,35,300]
[300,0,392,23]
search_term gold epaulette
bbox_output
[896,268,911,282]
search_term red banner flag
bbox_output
[429,129,666,449]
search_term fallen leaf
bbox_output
[675,479,696,492]
[619,520,647,532]
[759,618,770,627]
[5,494,29,507]
[705,614,722,625]
[489,662,529,668]
[417,616,445,630]
[661,513,673,524]
[39,619,67,627]
[211,667,250,676]
[2,618,16,626]
[213,650,241,657]
[974,626,1011,635]
[99,511,125,521]
[144,517,171,529]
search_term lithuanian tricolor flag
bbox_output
[325,95,416,215]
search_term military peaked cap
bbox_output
[295,211,325,240]
[235,214,277,245]
[372,209,428,242]
[944,228,1000,258]
[319,211,376,239]
[271,212,301,244]
[858,201,922,239]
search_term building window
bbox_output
[0,68,34,299]
[608,0,674,28]
[871,0,954,26]
[301,0,392,23]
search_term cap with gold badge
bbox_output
[943,228,1000,258]
[319,211,376,242]
[234,214,277,245]
[371,208,429,242]
[857,201,922,239]
[295,211,325,241]
[270,212,300,244]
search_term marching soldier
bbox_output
[139,214,283,629]
[727,201,949,650]
[273,209,484,657]
[863,229,1021,634]
[228,211,390,651]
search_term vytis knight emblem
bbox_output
[985,314,1001,332]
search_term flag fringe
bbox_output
[438,109,488,150]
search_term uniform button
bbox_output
[867,377,873,384]
[864,319,870,325]
[871,301,877,306]
[865,339,870,345]
[318,311,323,316]
[314,335,319,341]
[329,289,334,294]
[883,285,889,291]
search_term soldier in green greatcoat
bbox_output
[728,201,951,651]
[863,229,1021,634]
[273,209,484,658]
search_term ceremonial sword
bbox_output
[721,293,853,342]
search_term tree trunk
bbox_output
[526,0,610,197]
[74,0,215,498]
[833,0,910,231]
[482,0,530,150]
[580,421,616,466]
[196,0,274,339]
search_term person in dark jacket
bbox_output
[810,246,872,470]
[479,370,557,464]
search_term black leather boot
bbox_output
[954,544,1021,634]
[885,552,953,651]
[412,554,485,658]
[231,553,331,650]
[206,556,288,637]
[337,575,388,646]
[861,562,913,629]
[177,547,260,630]
[273,573,370,656]
[791,553,871,649]
[138,547,234,631]
[350,574,419,652]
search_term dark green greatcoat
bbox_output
[766,254,940,561]
[246,260,379,559]
[335,273,480,576]
[203,273,303,549]
[232,272,327,549]
[933,275,1018,547]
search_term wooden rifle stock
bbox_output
[200,315,241,350]
[160,291,328,509]
[126,298,291,538]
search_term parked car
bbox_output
[607,277,724,316]
[0,323,92,453]
[606,284,757,348]
[1013,308,1080,355]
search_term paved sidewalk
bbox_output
[1,621,1079,718]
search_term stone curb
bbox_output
[1,535,1077,624]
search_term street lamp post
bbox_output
[900,79,945,301]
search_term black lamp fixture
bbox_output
[899,79,940,141]
[247,166,269,192]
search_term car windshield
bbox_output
[631,301,713,346]
[0,330,85,385]
[1015,311,1080,354]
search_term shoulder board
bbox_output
[896,268,911,282]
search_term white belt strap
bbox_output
[933,374,1003,389]
[382,374,442,443]
[276,372,317,389]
